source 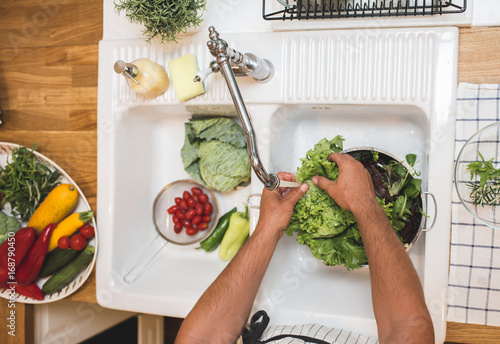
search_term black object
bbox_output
[243,310,330,344]
[263,0,466,21]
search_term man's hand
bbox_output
[256,172,308,240]
[312,152,377,213]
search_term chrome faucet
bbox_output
[195,26,279,191]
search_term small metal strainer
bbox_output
[124,180,218,283]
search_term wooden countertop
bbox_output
[0,1,499,343]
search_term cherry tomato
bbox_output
[173,222,183,234]
[172,215,180,224]
[175,210,185,220]
[58,236,70,250]
[182,219,192,228]
[202,216,211,223]
[187,198,197,208]
[204,202,213,216]
[179,199,189,211]
[183,191,191,200]
[185,227,198,236]
[192,215,202,226]
[195,203,204,215]
[79,224,95,239]
[191,187,203,196]
[167,205,179,215]
[197,222,208,230]
[191,195,199,203]
[174,197,182,205]
[198,194,208,204]
[70,234,87,251]
[185,208,196,220]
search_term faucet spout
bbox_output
[202,26,279,191]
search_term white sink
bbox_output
[97,27,458,342]
[251,104,429,335]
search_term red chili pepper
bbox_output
[16,224,56,285]
[8,283,45,300]
[0,227,37,287]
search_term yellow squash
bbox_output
[28,184,79,234]
[47,210,94,252]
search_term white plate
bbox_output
[0,142,98,304]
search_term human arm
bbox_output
[312,153,434,344]
[175,173,309,344]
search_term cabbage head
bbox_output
[181,117,250,192]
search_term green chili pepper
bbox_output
[198,207,237,252]
[218,207,250,261]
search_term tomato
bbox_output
[182,219,192,228]
[172,215,180,224]
[185,227,198,236]
[58,236,70,250]
[202,216,211,223]
[179,199,189,211]
[173,222,183,234]
[197,222,208,230]
[187,198,196,208]
[70,234,87,251]
[183,191,191,200]
[174,197,182,205]
[192,215,202,226]
[167,205,179,215]
[198,193,208,204]
[191,195,199,203]
[185,208,196,220]
[191,187,203,196]
[195,203,204,215]
[79,224,95,239]
[175,210,185,220]
[204,202,213,216]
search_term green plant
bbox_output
[114,0,207,43]
[0,143,61,222]
[466,152,500,206]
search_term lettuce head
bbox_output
[286,137,421,270]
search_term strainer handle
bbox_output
[123,235,167,284]
[246,193,262,209]
[422,192,438,232]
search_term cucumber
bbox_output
[39,247,80,278]
[42,246,95,295]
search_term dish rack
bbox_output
[263,0,466,20]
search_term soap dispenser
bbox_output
[114,58,169,98]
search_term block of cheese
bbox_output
[168,54,206,101]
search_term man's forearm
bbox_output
[353,197,434,343]
[175,223,279,344]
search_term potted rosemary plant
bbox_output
[114,0,207,43]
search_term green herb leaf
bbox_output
[0,145,61,222]
[466,151,500,206]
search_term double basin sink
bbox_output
[97,27,458,341]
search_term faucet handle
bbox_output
[208,26,219,40]
[194,61,220,83]
[207,26,230,60]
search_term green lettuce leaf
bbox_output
[286,137,419,270]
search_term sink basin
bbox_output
[251,104,429,334]
[97,27,458,342]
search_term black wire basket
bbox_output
[263,0,467,20]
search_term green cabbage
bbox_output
[181,117,251,192]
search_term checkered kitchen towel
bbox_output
[448,83,500,325]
